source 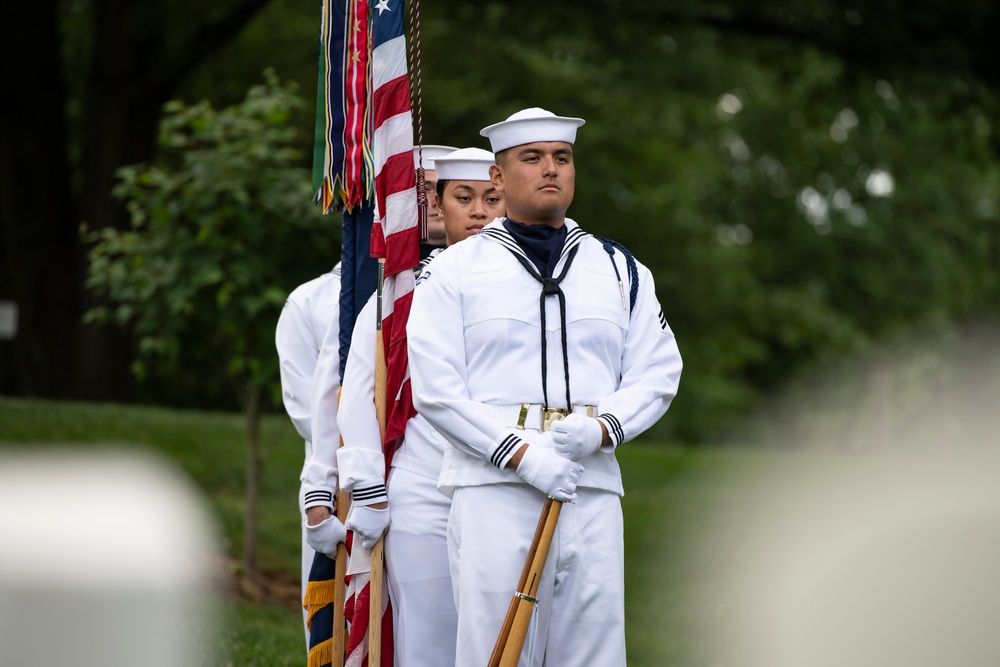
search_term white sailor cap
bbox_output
[479,107,585,153]
[431,148,496,182]
[413,144,458,170]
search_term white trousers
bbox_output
[385,466,458,667]
[448,483,626,667]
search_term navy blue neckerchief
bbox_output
[502,218,568,278]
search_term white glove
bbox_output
[515,445,584,502]
[551,414,604,461]
[304,516,348,558]
[346,504,391,550]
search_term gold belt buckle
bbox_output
[516,403,530,430]
[541,407,569,431]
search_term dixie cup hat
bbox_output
[413,144,458,170]
[431,148,497,182]
[479,108,585,153]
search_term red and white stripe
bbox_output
[370,18,419,447]
[343,542,394,667]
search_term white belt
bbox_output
[491,403,597,432]
[390,452,441,480]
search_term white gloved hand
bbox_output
[515,445,584,502]
[304,516,348,558]
[551,414,605,461]
[346,504,391,550]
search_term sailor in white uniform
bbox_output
[274,263,345,642]
[406,109,683,666]
[334,148,504,666]
[302,143,458,569]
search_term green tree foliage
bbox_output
[409,2,1000,441]
[83,71,338,576]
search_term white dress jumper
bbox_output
[407,218,682,666]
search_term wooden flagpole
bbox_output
[331,418,350,667]
[369,257,388,666]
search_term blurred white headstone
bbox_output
[0,449,222,667]
[0,301,17,339]
[710,327,1000,667]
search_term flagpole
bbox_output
[369,257,388,666]
[332,422,350,667]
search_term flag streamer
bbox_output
[315,0,376,214]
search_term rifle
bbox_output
[487,497,562,667]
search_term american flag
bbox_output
[343,541,394,666]
[368,0,421,454]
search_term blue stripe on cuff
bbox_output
[304,489,333,504]
[353,483,388,506]
[597,413,624,447]
[490,433,522,469]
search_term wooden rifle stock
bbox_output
[487,497,563,667]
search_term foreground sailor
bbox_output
[336,148,504,666]
[406,109,683,666]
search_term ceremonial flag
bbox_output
[303,548,337,667]
[343,546,394,667]
[315,0,374,215]
[313,0,378,365]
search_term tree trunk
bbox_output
[0,0,83,398]
[73,0,178,401]
[242,385,262,580]
[1,0,276,401]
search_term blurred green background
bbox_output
[2,2,1000,665]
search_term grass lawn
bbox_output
[0,396,797,666]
